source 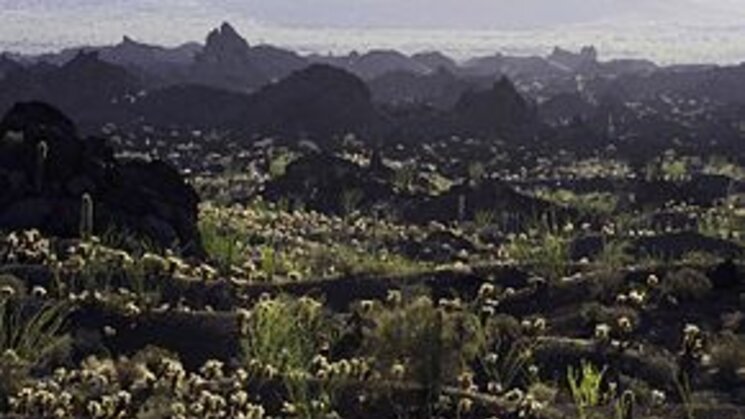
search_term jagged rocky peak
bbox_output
[58,50,126,80]
[549,45,598,70]
[121,35,137,45]
[59,49,135,85]
[205,22,250,54]
[550,45,597,60]
[118,35,157,49]
[580,46,598,61]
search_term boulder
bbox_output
[633,231,742,260]
[0,102,202,254]
[708,259,742,290]
[573,232,743,261]
[397,230,476,263]
[450,76,540,140]
[403,178,572,228]
[262,152,396,216]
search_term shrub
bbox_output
[239,296,345,418]
[596,238,632,272]
[339,189,364,218]
[240,295,335,373]
[0,298,72,367]
[480,325,537,392]
[199,217,248,274]
[268,149,298,179]
[362,295,483,399]
[567,361,607,419]
[506,217,573,281]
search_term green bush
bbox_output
[506,216,573,280]
[362,295,483,398]
[567,361,607,419]
[0,298,71,366]
[240,295,335,373]
[199,217,248,273]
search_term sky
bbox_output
[3,0,745,63]
[4,0,745,28]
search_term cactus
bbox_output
[457,194,467,222]
[34,141,48,193]
[79,193,94,241]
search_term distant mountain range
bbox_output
[3,22,659,94]
[3,22,745,154]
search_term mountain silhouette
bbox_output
[243,64,378,138]
[0,51,141,128]
[128,64,378,139]
[192,22,308,92]
[451,76,539,139]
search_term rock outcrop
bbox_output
[0,102,202,254]
[404,179,571,228]
[192,22,307,92]
[451,76,540,140]
[244,64,379,139]
[262,152,396,215]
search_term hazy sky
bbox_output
[3,0,745,63]
[229,0,745,28]
[4,0,745,29]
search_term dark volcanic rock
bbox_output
[0,102,201,253]
[244,64,379,139]
[632,175,734,208]
[708,259,741,290]
[397,230,476,263]
[129,64,377,136]
[573,232,743,261]
[192,22,308,92]
[451,76,540,140]
[634,231,742,260]
[404,179,569,228]
[262,152,396,215]
[539,92,596,125]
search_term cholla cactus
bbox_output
[79,193,94,241]
[35,141,48,193]
[681,323,706,364]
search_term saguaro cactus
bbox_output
[457,194,467,222]
[79,193,94,240]
[35,141,48,193]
